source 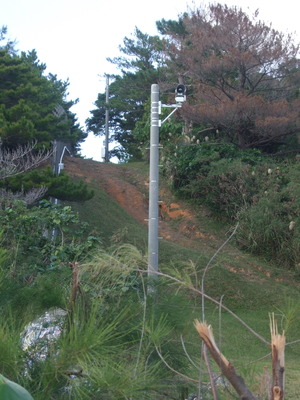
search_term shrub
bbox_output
[0,200,101,278]
[184,159,258,217]
[236,163,300,269]
[163,141,299,268]
[163,142,241,190]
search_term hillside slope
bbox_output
[63,157,300,398]
[64,156,299,293]
[64,156,224,251]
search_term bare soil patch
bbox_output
[64,156,221,251]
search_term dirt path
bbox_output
[64,156,221,251]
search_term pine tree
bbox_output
[0,28,86,150]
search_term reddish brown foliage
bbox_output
[164,4,300,150]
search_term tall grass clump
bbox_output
[0,317,24,381]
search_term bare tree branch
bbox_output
[141,269,270,346]
[0,187,48,206]
[0,142,51,180]
[155,345,201,383]
[202,343,219,400]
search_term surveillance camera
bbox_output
[175,84,186,103]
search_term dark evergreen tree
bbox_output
[0,29,86,151]
[0,28,90,202]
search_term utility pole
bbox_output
[147,83,186,281]
[104,75,110,163]
[148,84,160,280]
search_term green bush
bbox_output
[236,164,300,269]
[163,142,263,193]
[163,143,240,190]
[0,200,101,278]
[168,154,277,218]
[163,141,300,268]
[183,159,258,217]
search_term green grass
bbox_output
[69,181,148,249]
[66,160,300,398]
[68,160,300,311]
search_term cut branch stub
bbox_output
[194,320,257,400]
[270,313,285,400]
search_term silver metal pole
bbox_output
[104,75,109,163]
[148,84,160,279]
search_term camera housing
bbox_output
[175,84,186,103]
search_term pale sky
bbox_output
[1,0,299,161]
